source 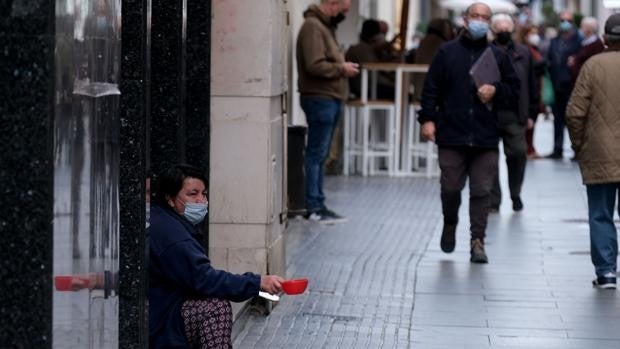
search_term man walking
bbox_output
[566,13,620,289]
[419,2,520,263]
[569,17,605,84]
[546,10,581,159]
[297,0,359,223]
[489,14,539,212]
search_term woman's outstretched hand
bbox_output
[260,275,285,294]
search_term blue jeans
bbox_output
[300,96,342,212]
[586,183,620,277]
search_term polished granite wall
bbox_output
[119,0,212,347]
[149,0,212,248]
[0,0,54,347]
[0,0,211,345]
[119,0,148,346]
[149,0,211,177]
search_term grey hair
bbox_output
[581,17,598,32]
[491,13,515,32]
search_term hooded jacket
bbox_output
[418,34,521,148]
[566,49,620,184]
[296,5,347,101]
[149,204,260,348]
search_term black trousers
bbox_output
[438,146,499,240]
[551,89,571,155]
[490,111,527,207]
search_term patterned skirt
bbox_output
[181,298,233,349]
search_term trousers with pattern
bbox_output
[181,298,233,349]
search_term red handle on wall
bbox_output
[54,275,92,292]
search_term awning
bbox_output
[439,0,518,14]
[603,0,620,9]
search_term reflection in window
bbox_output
[52,0,121,347]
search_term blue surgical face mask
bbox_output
[559,20,573,32]
[468,20,489,40]
[183,202,208,225]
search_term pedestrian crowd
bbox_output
[148,1,620,347]
[295,0,620,289]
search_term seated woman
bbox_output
[149,164,284,348]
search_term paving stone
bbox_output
[233,119,620,348]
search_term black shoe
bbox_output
[545,152,563,160]
[318,207,348,224]
[592,274,617,289]
[488,206,499,214]
[512,197,523,211]
[470,239,488,263]
[440,223,457,253]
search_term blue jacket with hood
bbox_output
[149,204,260,348]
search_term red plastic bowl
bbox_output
[281,278,308,295]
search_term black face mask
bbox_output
[331,13,346,26]
[496,31,512,45]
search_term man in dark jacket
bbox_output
[489,14,539,212]
[546,10,581,159]
[418,2,520,263]
[346,19,394,99]
[569,16,605,84]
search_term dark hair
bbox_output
[154,164,207,205]
[360,19,380,42]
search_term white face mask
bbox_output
[183,201,209,225]
[527,34,541,47]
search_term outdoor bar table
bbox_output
[360,63,429,176]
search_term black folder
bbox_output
[469,47,500,88]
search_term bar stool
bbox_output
[343,99,396,176]
[343,100,364,175]
[404,103,439,178]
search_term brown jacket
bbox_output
[296,5,347,101]
[566,50,620,184]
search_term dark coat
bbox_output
[493,41,540,124]
[570,37,605,84]
[547,32,581,94]
[149,205,260,348]
[418,34,521,148]
[346,41,394,99]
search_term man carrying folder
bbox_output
[418,2,520,263]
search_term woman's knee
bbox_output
[213,299,232,318]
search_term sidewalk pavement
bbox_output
[233,119,620,348]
